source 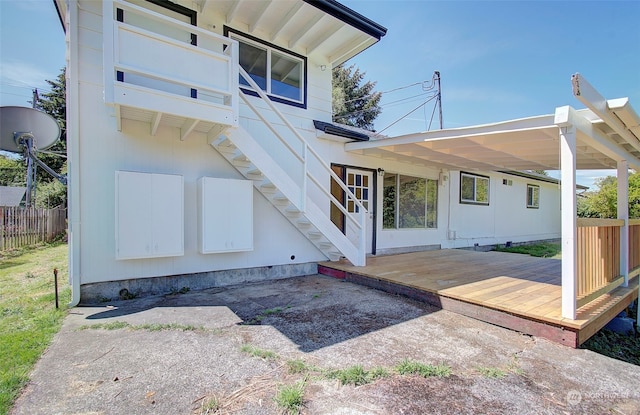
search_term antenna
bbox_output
[0,106,66,207]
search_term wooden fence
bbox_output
[1,207,67,250]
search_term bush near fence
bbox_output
[1,207,67,250]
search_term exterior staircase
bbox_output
[209,66,366,266]
[210,125,363,265]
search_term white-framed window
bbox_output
[460,172,489,205]
[383,173,438,229]
[225,27,306,107]
[527,184,540,208]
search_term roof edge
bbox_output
[303,0,387,40]
[499,170,589,190]
[53,0,65,33]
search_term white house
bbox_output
[54,0,639,322]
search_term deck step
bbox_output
[308,231,323,239]
[319,242,333,250]
[232,154,250,163]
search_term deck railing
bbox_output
[575,218,637,309]
[630,219,640,276]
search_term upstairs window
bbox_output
[527,184,540,208]
[226,28,306,108]
[460,172,489,205]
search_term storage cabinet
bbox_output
[115,171,184,259]
[198,177,253,253]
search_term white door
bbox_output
[345,168,374,254]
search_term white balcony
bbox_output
[103,0,239,139]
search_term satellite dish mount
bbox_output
[1,106,67,207]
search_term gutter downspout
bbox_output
[66,0,81,307]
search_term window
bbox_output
[226,28,306,107]
[527,184,540,208]
[460,172,489,205]
[383,173,437,229]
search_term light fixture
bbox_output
[320,65,327,71]
[377,168,385,177]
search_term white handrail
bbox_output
[237,66,366,249]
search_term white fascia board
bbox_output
[346,114,556,152]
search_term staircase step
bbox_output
[297,219,311,228]
[273,193,289,203]
[308,231,323,239]
[285,206,301,216]
[247,168,263,177]
[319,242,333,250]
[232,154,250,163]
[216,137,236,151]
[260,182,277,193]
[328,252,342,261]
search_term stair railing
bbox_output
[237,67,366,263]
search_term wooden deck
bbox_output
[318,250,638,347]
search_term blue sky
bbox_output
[1,0,638,187]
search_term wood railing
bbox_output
[630,219,640,276]
[1,207,67,250]
[575,218,624,308]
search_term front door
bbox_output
[345,168,374,254]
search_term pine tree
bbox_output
[34,68,66,183]
[332,64,381,131]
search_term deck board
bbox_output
[318,249,638,346]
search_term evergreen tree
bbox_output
[332,64,381,130]
[34,68,66,183]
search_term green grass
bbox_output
[0,242,70,414]
[395,359,452,378]
[493,242,561,259]
[582,329,640,365]
[240,344,278,360]
[327,365,390,386]
[476,366,506,379]
[78,321,203,332]
[274,381,305,415]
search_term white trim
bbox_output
[618,160,629,287]
[560,126,577,320]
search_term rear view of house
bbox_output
[55,0,639,347]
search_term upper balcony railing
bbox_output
[103,0,239,128]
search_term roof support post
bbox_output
[618,160,629,287]
[560,125,577,319]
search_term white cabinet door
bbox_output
[198,177,253,253]
[116,171,184,259]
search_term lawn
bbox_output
[0,242,70,413]
[493,242,562,259]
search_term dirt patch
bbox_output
[12,275,640,415]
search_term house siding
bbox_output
[447,171,560,248]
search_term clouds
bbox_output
[0,60,53,90]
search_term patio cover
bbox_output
[345,104,640,172]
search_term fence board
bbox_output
[1,207,67,250]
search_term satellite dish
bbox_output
[0,106,60,153]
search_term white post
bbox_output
[560,126,578,319]
[618,160,629,287]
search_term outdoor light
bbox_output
[377,168,385,176]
